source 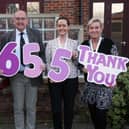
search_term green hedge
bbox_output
[108,67,129,129]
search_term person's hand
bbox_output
[109,84,116,89]
[82,67,87,73]
[72,50,78,59]
[40,63,46,72]
[49,79,55,83]
[0,69,3,75]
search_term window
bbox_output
[7,3,19,14]
[111,3,124,55]
[27,2,39,14]
[93,2,104,22]
[0,14,83,44]
[112,22,122,32]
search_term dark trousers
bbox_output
[88,103,107,129]
[49,78,78,129]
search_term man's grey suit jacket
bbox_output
[0,27,46,87]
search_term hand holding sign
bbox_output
[48,48,72,82]
[23,43,44,78]
[78,45,129,87]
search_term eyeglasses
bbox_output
[15,17,27,21]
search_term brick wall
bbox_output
[83,0,90,39]
[44,0,80,25]
[43,0,89,39]
[0,79,85,123]
[0,79,52,123]
[0,0,89,40]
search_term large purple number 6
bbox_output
[23,43,43,78]
[0,42,19,76]
[48,48,72,82]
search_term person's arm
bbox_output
[71,40,79,66]
[34,30,46,72]
[36,30,46,63]
[0,32,8,51]
[111,43,119,56]
[78,40,89,73]
[45,41,52,73]
[0,33,10,78]
[45,41,56,83]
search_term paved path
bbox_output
[1,121,129,129]
[0,122,116,129]
[0,122,93,129]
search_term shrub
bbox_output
[108,67,129,129]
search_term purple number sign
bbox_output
[23,43,43,78]
[0,42,19,77]
[48,48,72,82]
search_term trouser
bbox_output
[49,78,78,129]
[88,103,107,129]
[10,73,38,129]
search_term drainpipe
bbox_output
[79,0,83,25]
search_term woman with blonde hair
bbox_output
[80,17,118,129]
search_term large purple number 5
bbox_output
[48,48,72,82]
[0,42,19,76]
[23,43,43,78]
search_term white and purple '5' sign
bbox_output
[48,48,72,82]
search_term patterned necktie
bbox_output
[20,32,25,65]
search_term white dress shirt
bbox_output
[15,29,29,71]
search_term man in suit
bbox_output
[0,10,45,129]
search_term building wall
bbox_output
[0,0,89,40]
[44,0,89,39]
[44,0,80,24]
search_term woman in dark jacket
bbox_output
[80,17,118,129]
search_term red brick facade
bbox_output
[0,0,89,39]
[43,0,89,39]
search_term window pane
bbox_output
[44,18,55,28]
[27,2,39,14]
[111,3,124,55]
[7,3,19,14]
[44,31,55,41]
[0,31,6,41]
[8,18,14,29]
[69,29,79,40]
[31,18,42,29]
[0,19,6,29]
[93,2,104,22]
